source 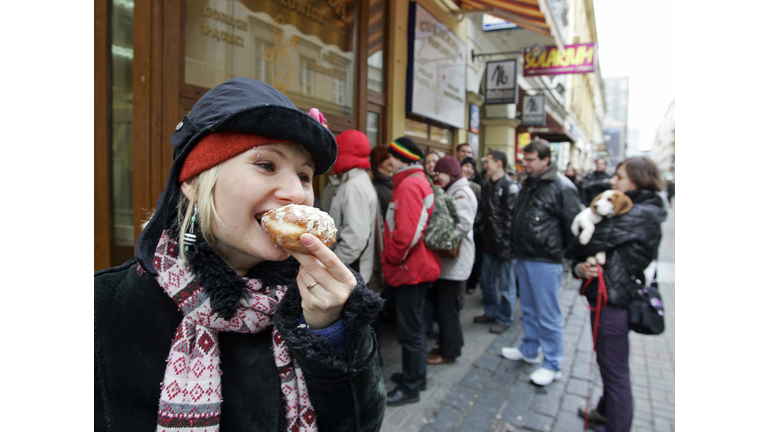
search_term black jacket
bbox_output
[510,164,582,263]
[581,170,612,205]
[371,169,393,220]
[95,257,386,432]
[566,190,667,307]
[478,175,518,259]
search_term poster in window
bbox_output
[406,2,467,129]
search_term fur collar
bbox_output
[186,238,299,320]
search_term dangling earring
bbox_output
[184,205,198,252]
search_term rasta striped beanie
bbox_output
[388,136,424,163]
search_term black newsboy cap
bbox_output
[135,77,338,275]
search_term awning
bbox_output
[455,0,564,49]
[518,111,575,143]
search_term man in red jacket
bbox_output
[382,136,442,406]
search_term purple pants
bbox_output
[589,302,633,432]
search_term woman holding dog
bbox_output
[567,157,667,432]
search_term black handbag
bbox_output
[627,279,665,335]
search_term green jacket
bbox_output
[95,258,386,431]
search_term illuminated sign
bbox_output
[481,14,519,31]
[523,43,596,76]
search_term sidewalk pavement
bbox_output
[378,206,675,432]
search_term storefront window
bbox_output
[405,119,453,147]
[110,0,134,250]
[366,111,379,148]
[185,0,357,117]
[367,0,385,93]
[430,124,452,145]
[404,118,429,140]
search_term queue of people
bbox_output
[95,77,668,432]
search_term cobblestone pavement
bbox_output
[378,205,675,432]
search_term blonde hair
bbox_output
[175,165,222,260]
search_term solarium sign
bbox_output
[523,43,596,77]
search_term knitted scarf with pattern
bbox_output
[152,230,317,432]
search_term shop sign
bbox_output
[485,59,518,105]
[523,43,596,76]
[406,2,467,129]
[521,94,546,126]
[481,14,519,31]
[469,104,480,134]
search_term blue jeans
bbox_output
[516,260,564,371]
[479,253,516,326]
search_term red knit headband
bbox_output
[178,131,291,183]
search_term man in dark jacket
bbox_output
[581,157,612,205]
[501,140,581,386]
[473,150,519,334]
[457,143,484,186]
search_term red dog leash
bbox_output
[580,263,607,432]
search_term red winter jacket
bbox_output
[382,166,442,287]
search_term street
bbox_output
[377,201,675,432]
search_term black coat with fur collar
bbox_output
[94,255,386,432]
[565,189,667,307]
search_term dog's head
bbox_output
[590,190,634,217]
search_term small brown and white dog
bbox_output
[570,190,633,265]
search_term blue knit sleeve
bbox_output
[299,315,346,352]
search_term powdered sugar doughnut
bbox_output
[260,204,337,253]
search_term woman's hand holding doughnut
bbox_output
[289,233,357,329]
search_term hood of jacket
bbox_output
[333,130,371,175]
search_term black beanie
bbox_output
[388,136,424,163]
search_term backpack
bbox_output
[410,174,462,251]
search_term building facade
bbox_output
[651,99,675,175]
[95,0,604,270]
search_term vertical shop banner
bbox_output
[468,132,479,157]
[469,104,480,134]
[406,2,467,129]
[523,43,596,76]
[485,60,518,105]
[521,94,546,126]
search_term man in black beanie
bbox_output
[381,136,442,406]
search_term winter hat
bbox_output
[388,136,424,163]
[179,132,291,182]
[333,129,371,175]
[136,77,338,276]
[434,156,461,178]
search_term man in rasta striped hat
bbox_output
[382,136,442,406]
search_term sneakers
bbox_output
[500,347,543,364]
[578,406,607,425]
[530,367,562,386]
